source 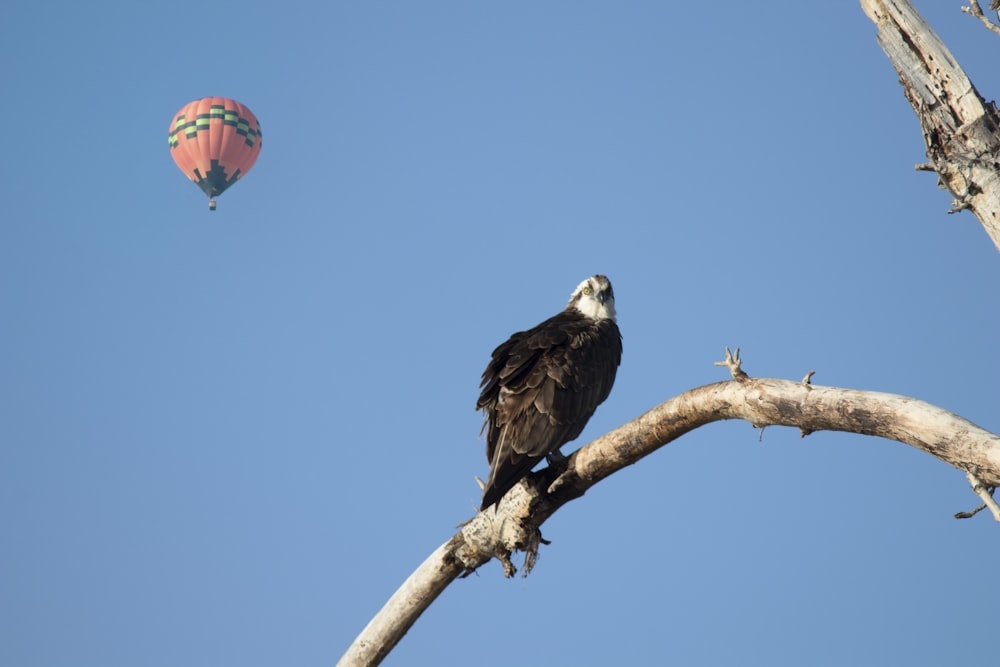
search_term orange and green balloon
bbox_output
[168,97,262,210]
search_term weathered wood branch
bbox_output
[962,0,1000,37]
[962,469,1000,520]
[336,353,1000,667]
[861,0,1000,251]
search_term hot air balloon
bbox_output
[168,97,262,210]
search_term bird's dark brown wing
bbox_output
[477,312,621,509]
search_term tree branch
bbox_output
[336,354,1000,667]
[860,0,1000,251]
[962,0,1000,37]
[963,468,1000,520]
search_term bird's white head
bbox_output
[568,274,617,321]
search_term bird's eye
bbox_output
[583,286,593,295]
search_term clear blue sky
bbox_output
[2,2,998,665]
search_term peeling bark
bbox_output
[860,0,1000,251]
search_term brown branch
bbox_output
[337,355,1000,667]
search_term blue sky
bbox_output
[2,2,998,665]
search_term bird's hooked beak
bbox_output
[596,289,609,305]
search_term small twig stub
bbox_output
[715,346,750,381]
[964,469,1000,522]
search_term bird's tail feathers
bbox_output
[480,455,541,510]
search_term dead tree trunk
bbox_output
[861,0,1000,252]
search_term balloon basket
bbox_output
[208,199,217,211]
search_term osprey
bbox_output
[477,275,622,510]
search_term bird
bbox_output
[476,274,623,510]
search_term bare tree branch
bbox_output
[336,353,1000,667]
[860,0,1000,251]
[965,469,1000,520]
[962,0,1000,36]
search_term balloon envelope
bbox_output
[168,97,262,207]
